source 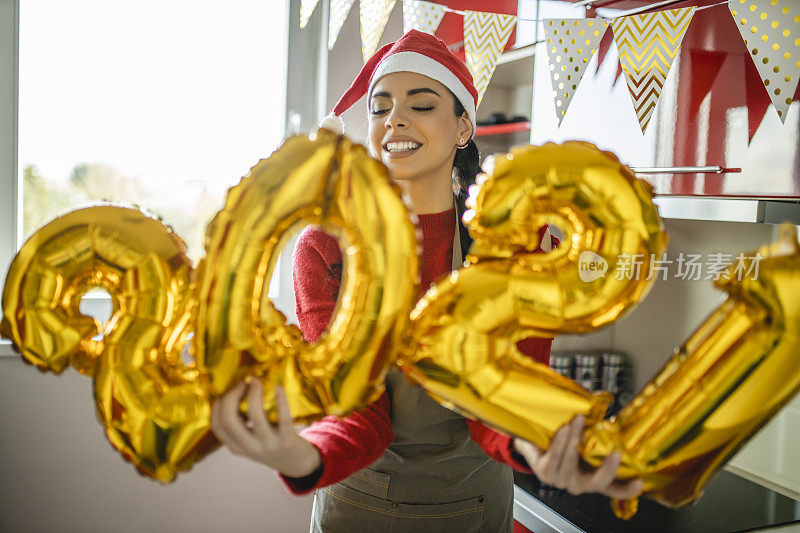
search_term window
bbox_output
[2,0,289,355]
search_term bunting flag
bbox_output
[463,10,517,107]
[329,0,356,50]
[361,0,398,62]
[300,0,320,29]
[543,18,610,125]
[403,0,446,35]
[613,7,695,132]
[729,0,800,123]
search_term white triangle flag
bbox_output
[360,0,397,62]
[543,19,609,125]
[463,10,517,108]
[329,0,356,50]
[729,0,800,123]
[403,0,446,35]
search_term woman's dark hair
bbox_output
[451,97,481,195]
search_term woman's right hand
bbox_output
[210,379,322,478]
[512,416,643,499]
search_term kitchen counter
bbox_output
[513,470,800,533]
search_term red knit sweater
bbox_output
[281,208,554,494]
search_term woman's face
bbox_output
[367,71,472,183]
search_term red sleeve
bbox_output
[291,227,342,343]
[280,227,394,495]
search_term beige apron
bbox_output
[309,197,514,532]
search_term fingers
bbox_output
[586,451,644,499]
[513,439,542,466]
[247,379,275,445]
[210,383,251,456]
[210,382,243,444]
[604,477,645,500]
[534,421,573,486]
[557,416,584,492]
[274,385,296,441]
[527,415,644,500]
[588,450,622,493]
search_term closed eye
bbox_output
[412,106,434,112]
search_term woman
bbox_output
[211,30,642,532]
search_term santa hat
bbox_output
[320,30,478,138]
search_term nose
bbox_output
[384,106,408,130]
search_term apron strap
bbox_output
[451,194,463,271]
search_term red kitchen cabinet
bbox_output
[530,0,800,198]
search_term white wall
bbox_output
[609,218,776,390]
[551,218,800,499]
[0,355,314,533]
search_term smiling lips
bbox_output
[383,140,422,158]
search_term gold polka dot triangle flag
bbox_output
[729,0,800,123]
[543,19,610,125]
[464,10,518,108]
[361,0,398,62]
[612,7,695,132]
[403,0,446,35]
[329,0,356,50]
[300,0,320,29]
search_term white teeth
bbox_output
[386,141,421,152]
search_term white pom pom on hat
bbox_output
[320,30,478,137]
[319,113,345,134]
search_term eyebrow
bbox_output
[371,87,441,99]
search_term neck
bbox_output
[396,171,454,215]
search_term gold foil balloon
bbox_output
[399,141,668,450]
[0,206,216,482]
[582,223,800,518]
[0,129,419,481]
[193,127,419,423]
[5,133,797,516]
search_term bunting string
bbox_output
[300,0,798,133]
[403,0,729,23]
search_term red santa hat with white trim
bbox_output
[320,29,478,138]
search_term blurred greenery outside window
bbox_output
[20,0,288,263]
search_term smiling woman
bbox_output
[210,29,642,533]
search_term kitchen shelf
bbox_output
[489,45,535,88]
[475,121,531,136]
[653,196,800,224]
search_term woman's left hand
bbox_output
[512,415,644,499]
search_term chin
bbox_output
[383,161,417,182]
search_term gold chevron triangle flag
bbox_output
[464,11,517,107]
[544,18,610,125]
[329,0,356,50]
[300,0,320,29]
[613,7,695,132]
[361,0,397,62]
[403,0,446,35]
[729,0,800,123]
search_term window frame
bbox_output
[1,0,323,357]
[0,0,19,357]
